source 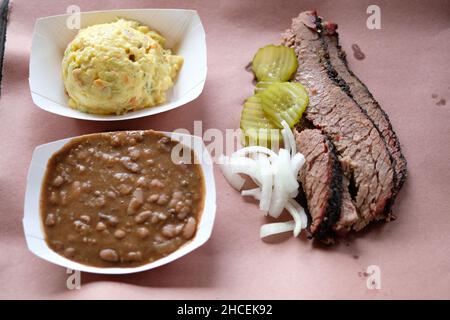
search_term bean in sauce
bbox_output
[41,130,204,267]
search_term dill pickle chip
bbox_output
[259,82,309,128]
[251,45,298,82]
[254,81,279,94]
[240,95,281,147]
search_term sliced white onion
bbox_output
[285,200,306,237]
[232,146,278,159]
[228,156,261,185]
[260,220,296,238]
[288,198,308,230]
[218,155,246,191]
[281,128,291,155]
[289,189,299,198]
[291,152,306,177]
[256,154,272,213]
[268,155,287,218]
[268,149,299,218]
[241,187,261,200]
[220,141,309,240]
[281,120,297,156]
[278,148,299,193]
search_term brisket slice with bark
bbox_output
[295,121,359,237]
[321,21,407,207]
[294,129,342,239]
[282,11,395,230]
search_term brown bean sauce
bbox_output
[40,130,205,268]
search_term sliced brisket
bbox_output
[294,129,342,239]
[282,11,395,230]
[321,21,407,204]
[295,121,359,237]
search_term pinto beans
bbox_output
[136,176,147,187]
[99,249,119,262]
[96,221,107,231]
[114,229,126,239]
[136,227,150,239]
[121,157,141,173]
[133,188,144,203]
[98,213,119,227]
[129,147,141,161]
[172,191,183,200]
[147,194,159,203]
[150,179,165,188]
[52,176,64,187]
[127,189,144,215]
[45,213,56,226]
[80,215,91,224]
[126,251,142,261]
[118,184,133,195]
[156,193,170,205]
[41,130,204,268]
[134,210,152,224]
[64,247,76,257]
[162,224,179,238]
[182,217,197,239]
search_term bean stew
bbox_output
[40,130,205,267]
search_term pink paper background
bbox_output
[1,0,449,299]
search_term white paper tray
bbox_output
[29,9,207,121]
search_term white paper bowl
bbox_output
[29,9,207,121]
[23,131,216,274]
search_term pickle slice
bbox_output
[259,82,309,128]
[254,81,278,94]
[240,95,281,147]
[252,45,298,82]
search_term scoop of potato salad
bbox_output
[62,19,183,115]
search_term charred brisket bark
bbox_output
[294,129,342,240]
[321,21,407,208]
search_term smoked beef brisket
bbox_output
[283,11,401,237]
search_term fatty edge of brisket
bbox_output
[321,22,407,212]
